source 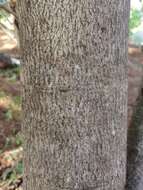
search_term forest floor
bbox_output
[0,69,22,190]
[0,29,22,190]
[0,29,143,189]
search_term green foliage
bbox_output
[15,161,23,175]
[0,0,9,19]
[129,9,142,33]
[3,95,21,121]
[0,10,6,18]
[0,91,6,98]
[0,9,8,20]
[1,160,23,182]
[13,96,21,107]
[5,109,12,120]
[5,133,23,148]
[15,133,23,146]
[0,67,20,81]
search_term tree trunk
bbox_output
[17,1,130,190]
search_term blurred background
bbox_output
[0,0,142,190]
[0,1,23,190]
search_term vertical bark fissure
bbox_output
[17,1,130,190]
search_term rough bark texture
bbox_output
[17,1,130,190]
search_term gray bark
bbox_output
[17,1,130,190]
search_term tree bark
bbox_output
[17,1,130,190]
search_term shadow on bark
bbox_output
[126,84,143,190]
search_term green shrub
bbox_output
[129,9,142,34]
